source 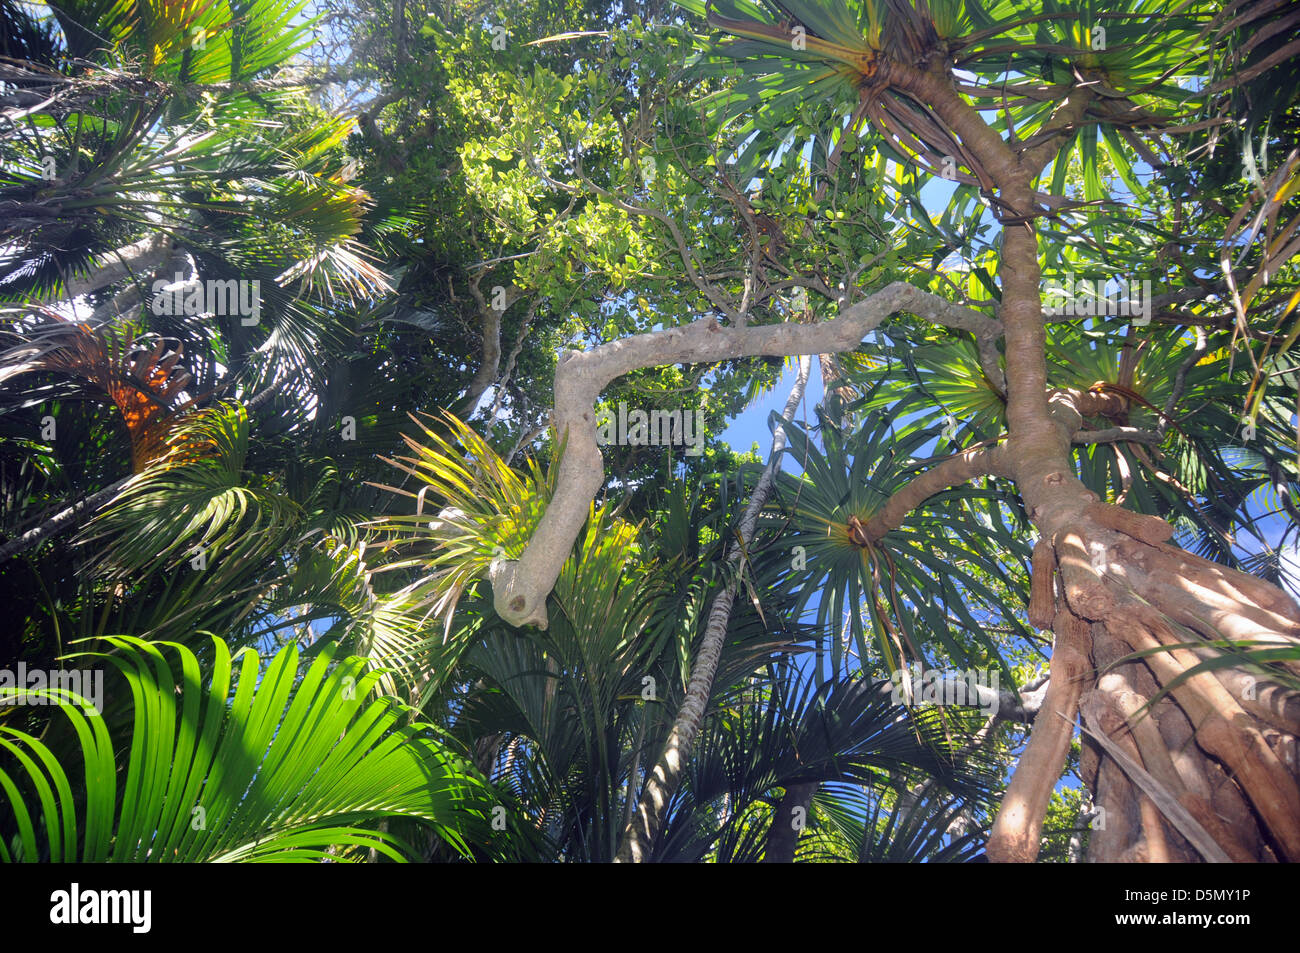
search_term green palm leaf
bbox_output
[0,636,497,861]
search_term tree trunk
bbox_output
[990,508,1300,863]
[978,196,1300,863]
[0,475,130,562]
[615,356,810,862]
[979,202,1300,863]
[873,63,1300,864]
[763,782,818,863]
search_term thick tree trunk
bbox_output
[981,223,1300,860]
[614,356,810,862]
[983,187,1300,862]
[992,509,1300,863]
[977,250,1300,862]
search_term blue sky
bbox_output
[718,358,824,461]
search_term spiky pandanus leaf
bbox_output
[766,407,1033,680]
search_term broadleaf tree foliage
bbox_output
[1,0,1298,865]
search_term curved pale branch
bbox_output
[40,232,174,304]
[487,281,1003,628]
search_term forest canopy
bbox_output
[1,0,1299,866]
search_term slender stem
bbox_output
[615,356,811,862]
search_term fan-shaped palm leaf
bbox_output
[0,635,497,861]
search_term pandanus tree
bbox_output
[487,0,1300,862]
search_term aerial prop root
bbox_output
[1109,609,1300,862]
[985,608,1091,863]
[1081,668,1255,862]
[996,509,1300,861]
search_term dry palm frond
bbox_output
[0,310,206,470]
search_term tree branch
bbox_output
[41,232,173,303]
[456,276,521,419]
[488,282,1003,628]
[1071,426,1162,445]
[0,476,130,562]
[1159,326,1206,437]
[616,356,812,862]
[863,444,1010,542]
